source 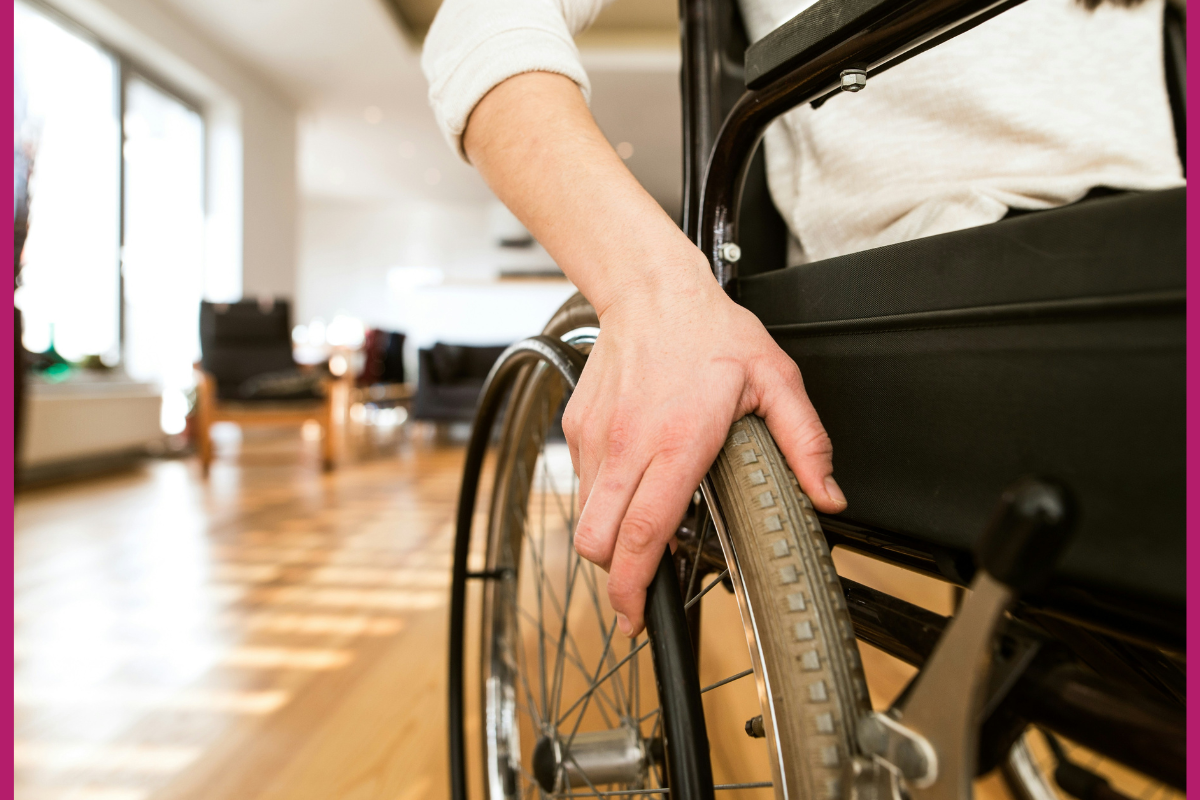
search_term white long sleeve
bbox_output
[423,0,1184,262]
[422,0,611,158]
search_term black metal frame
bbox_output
[682,0,1027,288]
[679,0,1185,786]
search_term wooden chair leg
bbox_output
[194,368,215,478]
[322,400,337,473]
[199,421,213,477]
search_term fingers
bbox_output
[561,394,584,489]
[606,455,706,637]
[573,455,647,571]
[755,358,847,514]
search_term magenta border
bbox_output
[1186,4,1196,793]
[2,0,1190,796]
[5,0,16,795]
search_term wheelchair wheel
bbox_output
[450,294,869,800]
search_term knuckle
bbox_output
[562,406,582,441]
[605,571,640,606]
[801,426,834,461]
[604,416,636,461]
[573,526,607,562]
[777,359,805,392]
[619,512,664,557]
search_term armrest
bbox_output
[745,0,910,88]
[744,0,1026,91]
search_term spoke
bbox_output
[562,750,605,799]
[517,605,622,725]
[539,447,578,539]
[579,561,633,720]
[684,569,729,611]
[716,783,773,791]
[553,788,669,797]
[550,542,585,723]
[511,580,545,726]
[515,450,552,720]
[546,413,584,724]
[701,667,754,694]
[626,635,637,725]
[556,634,649,727]
[632,634,640,724]
[560,616,620,753]
[528,551,597,695]
[520,509,574,661]
[637,666,755,725]
[683,506,711,604]
[649,715,663,789]
[519,764,543,790]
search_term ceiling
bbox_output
[154,0,683,215]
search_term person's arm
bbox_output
[464,72,847,637]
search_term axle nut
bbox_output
[719,242,742,263]
[840,69,867,92]
[855,714,888,756]
[894,738,930,781]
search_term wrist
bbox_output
[590,249,721,325]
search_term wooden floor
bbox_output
[14,423,1173,800]
[16,424,462,800]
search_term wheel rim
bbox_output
[480,359,669,798]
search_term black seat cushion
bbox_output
[738,189,1184,612]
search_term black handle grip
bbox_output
[978,478,1073,592]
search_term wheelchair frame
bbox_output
[447,0,1185,796]
[677,0,1184,789]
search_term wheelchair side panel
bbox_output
[738,189,1186,609]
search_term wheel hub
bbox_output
[531,728,648,792]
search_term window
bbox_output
[15,2,121,362]
[122,76,205,434]
[15,2,207,435]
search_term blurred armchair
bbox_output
[193,299,345,475]
[412,343,508,424]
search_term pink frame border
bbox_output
[0,2,1193,798]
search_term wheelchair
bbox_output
[446,0,1186,797]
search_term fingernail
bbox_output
[824,475,847,508]
[616,613,633,637]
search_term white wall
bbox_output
[44,0,298,300]
[297,198,565,329]
[297,197,578,382]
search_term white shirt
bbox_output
[422,0,1184,262]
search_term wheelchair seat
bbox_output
[738,188,1185,635]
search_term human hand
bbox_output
[565,255,847,637]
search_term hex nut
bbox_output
[719,242,742,263]
[840,69,868,92]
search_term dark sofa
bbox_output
[412,343,508,423]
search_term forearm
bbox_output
[463,72,715,319]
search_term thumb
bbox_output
[753,359,846,514]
